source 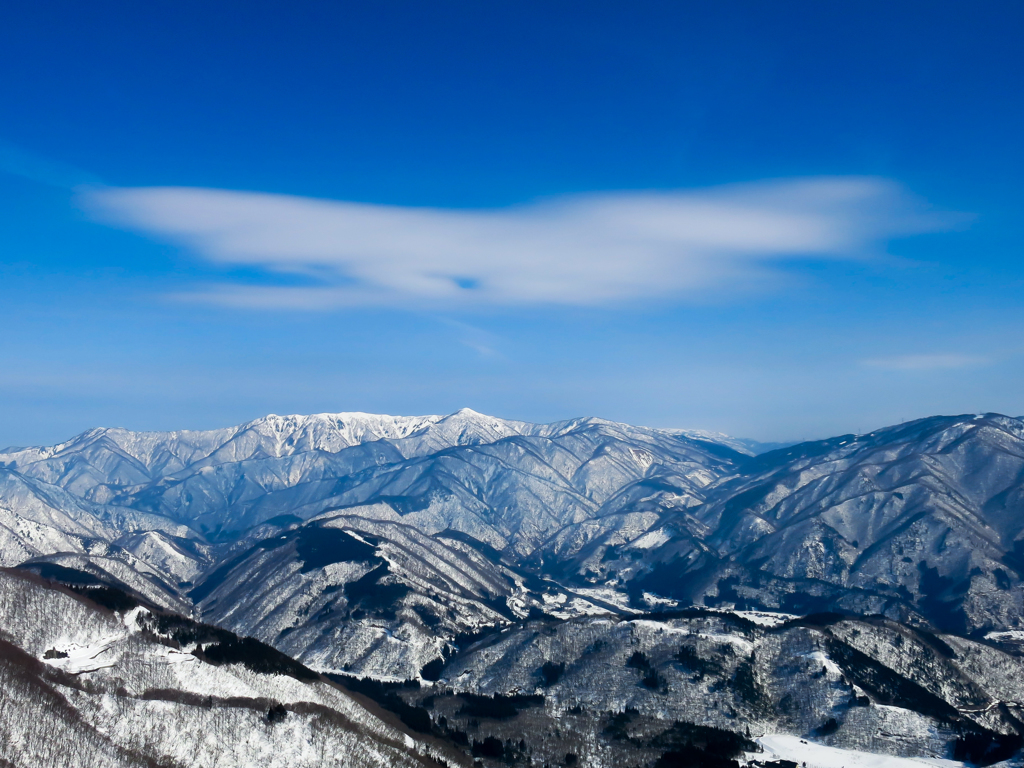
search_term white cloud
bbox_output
[861,354,989,371]
[80,177,958,309]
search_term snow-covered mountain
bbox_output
[3,409,1024,767]
[0,566,459,768]
[631,414,1024,635]
[426,609,1024,767]
[0,409,738,545]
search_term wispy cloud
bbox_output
[80,177,959,309]
[435,317,503,359]
[861,353,990,371]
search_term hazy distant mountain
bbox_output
[0,409,741,545]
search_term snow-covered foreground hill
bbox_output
[0,567,459,768]
[2,410,1024,767]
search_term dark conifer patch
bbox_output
[457,692,544,720]
[540,661,565,687]
[826,639,958,722]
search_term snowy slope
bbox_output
[0,567,461,768]
[3,410,1024,767]
[632,413,1024,635]
[0,409,744,549]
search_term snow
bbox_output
[44,638,121,674]
[249,411,446,451]
[985,630,1024,642]
[754,735,965,768]
[6,407,1024,765]
[643,591,680,607]
[628,619,701,637]
[122,606,149,628]
[545,596,614,619]
[157,647,200,664]
[801,650,844,677]
[629,527,672,550]
[630,448,655,469]
[730,609,798,627]
[570,587,641,614]
[698,632,755,653]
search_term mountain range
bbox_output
[2,408,1024,768]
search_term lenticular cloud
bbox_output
[80,177,957,309]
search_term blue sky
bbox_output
[1,1,1022,446]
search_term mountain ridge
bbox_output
[3,409,1024,766]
